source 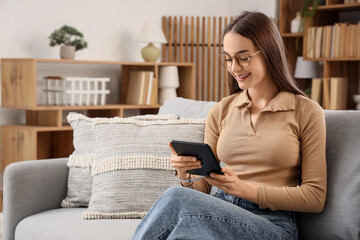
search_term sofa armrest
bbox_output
[3,158,69,240]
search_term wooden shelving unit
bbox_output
[1,59,195,171]
[279,0,360,109]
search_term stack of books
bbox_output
[126,71,157,105]
[344,0,360,3]
[306,22,360,59]
[311,77,348,110]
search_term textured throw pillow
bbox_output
[61,113,95,208]
[83,117,206,219]
[298,110,360,240]
[61,113,179,208]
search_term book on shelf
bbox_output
[307,27,316,58]
[311,78,323,105]
[330,77,348,110]
[126,71,156,105]
[144,72,157,105]
[314,27,324,59]
[323,25,333,58]
[322,78,330,109]
[339,23,348,58]
[309,22,359,59]
[126,71,146,105]
[332,23,341,58]
[344,0,357,3]
[321,77,348,110]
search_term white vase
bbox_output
[291,12,303,33]
[158,66,180,104]
[60,45,76,59]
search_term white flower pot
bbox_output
[60,45,76,59]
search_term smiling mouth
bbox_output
[235,73,250,81]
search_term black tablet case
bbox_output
[171,140,223,177]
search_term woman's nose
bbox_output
[230,60,243,72]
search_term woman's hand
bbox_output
[204,167,259,203]
[169,142,202,179]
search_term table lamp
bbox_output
[294,56,322,100]
[159,66,179,104]
[136,22,167,62]
[294,56,321,79]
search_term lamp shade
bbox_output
[136,22,167,43]
[294,56,321,79]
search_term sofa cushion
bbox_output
[61,113,95,208]
[298,110,360,240]
[15,208,141,240]
[62,113,179,208]
[158,97,217,118]
[83,117,206,219]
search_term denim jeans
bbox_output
[132,187,298,240]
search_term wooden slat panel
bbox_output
[174,16,178,62]
[196,17,200,100]
[213,17,217,101]
[202,17,206,100]
[161,15,236,101]
[162,16,167,61]
[224,17,229,98]
[168,17,173,61]
[185,16,189,62]
[207,17,211,101]
[179,16,184,62]
[190,17,195,63]
[218,17,223,100]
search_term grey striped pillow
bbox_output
[61,113,179,208]
[61,113,95,208]
[83,117,206,219]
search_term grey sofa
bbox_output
[3,98,360,240]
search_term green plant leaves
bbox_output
[49,25,88,51]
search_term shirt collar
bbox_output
[235,89,295,112]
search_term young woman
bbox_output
[133,11,326,240]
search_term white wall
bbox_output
[0,0,276,125]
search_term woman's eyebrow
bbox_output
[222,50,250,55]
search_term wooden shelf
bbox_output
[6,104,162,111]
[315,3,360,11]
[279,0,359,111]
[303,57,360,61]
[3,124,73,132]
[2,58,194,67]
[281,33,304,38]
[1,59,195,171]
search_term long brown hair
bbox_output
[223,11,305,96]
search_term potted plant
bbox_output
[49,25,88,59]
[295,0,322,52]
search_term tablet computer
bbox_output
[170,140,223,177]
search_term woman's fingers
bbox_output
[169,142,202,173]
[168,142,177,156]
[171,156,198,163]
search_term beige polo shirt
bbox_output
[194,90,327,213]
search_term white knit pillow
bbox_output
[83,117,206,219]
[61,112,179,208]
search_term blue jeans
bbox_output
[132,187,298,240]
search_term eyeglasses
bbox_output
[218,50,261,68]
